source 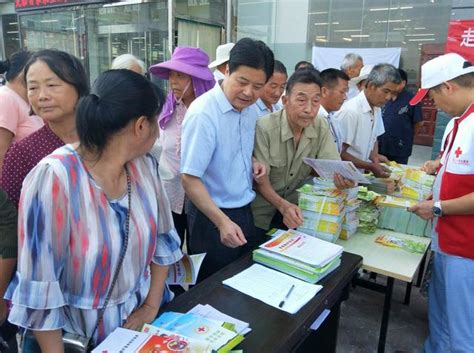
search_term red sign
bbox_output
[15,0,112,12]
[446,20,474,63]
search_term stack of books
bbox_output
[253,229,343,284]
[356,201,380,234]
[399,169,435,201]
[376,195,432,237]
[385,161,405,175]
[297,183,346,242]
[357,186,380,202]
[355,186,381,234]
[340,186,360,240]
[367,177,400,195]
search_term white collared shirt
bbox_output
[317,105,341,153]
[213,69,225,82]
[346,82,360,101]
[334,90,385,162]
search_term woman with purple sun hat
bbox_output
[149,47,215,250]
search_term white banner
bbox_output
[312,46,401,71]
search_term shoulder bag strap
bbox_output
[90,166,132,339]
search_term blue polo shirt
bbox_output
[379,89,423,158]
[180,83,257,209]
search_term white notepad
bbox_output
[223,264,323,314]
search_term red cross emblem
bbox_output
[455,147,463,158]
[196,325,208,334]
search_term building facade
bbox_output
[1,0,226,83]
[0,0,473,85]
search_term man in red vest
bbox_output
[409,53,474,353]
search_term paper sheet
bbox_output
[303,158,371,184]
[223,264,323,314]
[167,253,206,285]
[188,304,252,335]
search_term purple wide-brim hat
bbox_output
[149,46,214,81]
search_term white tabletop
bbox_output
[337,229,431,282]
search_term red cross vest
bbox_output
[437,103,474,259]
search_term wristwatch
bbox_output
[432,201,443,217]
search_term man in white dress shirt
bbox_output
[336,63,401,177]
[317,68,350,152]
[340,53,364,100]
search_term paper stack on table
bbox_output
[385,161,406,176]
[354,186,381,234]
[356,201,380,234]
[373,169,433,237]
[399,169,435,201]
[253,229,343,283]
[340,185,360,240]
[377,195,432,237]
[340,208,359,240]
[367,177,400,195]
[297,184,346,242]
[223,263,323,314]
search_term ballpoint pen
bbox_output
[279,284,295,308]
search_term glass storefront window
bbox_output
[19,1,169,83]
[175,0,226,25]
[233,0,452,81]
[93,1,169,80]
[174,0,225,61]
[308,0,452,83]
[1,14,21,59]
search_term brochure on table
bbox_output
[188,304,252,335]
[152,312,244,352]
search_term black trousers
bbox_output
[172,211,188,251]
[186,202,264,282]
[256,210,288,239]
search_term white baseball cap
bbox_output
[208,43,235,69]
[410,53,474,105]
[350,64,375,85]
